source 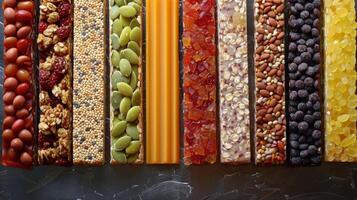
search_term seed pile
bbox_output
[218,0,250,163]
[183,0,217,165]
[324,0,357,162]
[37,0,72,165]
[2,0,35,167]
[287,0,322,166]
[110,0,143,164]
[72,0,105,165]
[254,0,286,165]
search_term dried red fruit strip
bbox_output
[37,0,72,166]
[2,0,35,168]
[183,0,217,165]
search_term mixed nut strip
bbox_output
[2,0,35,168]
[72,0,105,165]
[254,0,286,165]
[324,0,357,162]
[110,0,143,164]
[287,0,322,166]
[218,0,250,163]
[183,0,217,165]
[37,0,72,165]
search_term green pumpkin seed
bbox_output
[119,5,137,18]
[128,41,140,56]
[118,113,125,120]
[111,50,120,67]
[126,125,139,140]
[114,135,132,151]
[125,0,134,3]
[112,120,127,138]
[130,27,141,43]
[132,89,141,106]
[117,82,133,96]
[119,15,131,26]
[119,26,131,47]
[111,137,119,146]
[120,48,139,64]
[120,97,131,115]
[132,65,138,76]
[130,18,140,29]
[112,71,129,90]
[127,153,139,163]
[126,106,140,122]
[125,141,141,154]
[128,2,141,13]
[111,33,120,50]
[112,19,123,36]
[135,0,142,5]
[119,58,132,77]
[130,71,137,90]
[112,150,127,163]
[111,91,123,109]
[115,0,125,6]
[110,0,115,6]
[111,5,121,20]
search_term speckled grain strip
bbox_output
[218,0,250,163]
[254,0,286,165]
[72,0,105,165]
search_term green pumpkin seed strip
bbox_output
[110,0,142,164]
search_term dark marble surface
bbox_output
[1,1,357,200]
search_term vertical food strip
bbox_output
[110,0,143,164]
[146,0,180,164]
[287,0,322,166]
[254,0,285,165]
[217,0,250,163]
[37,0,72,165]
[72,0,105,165]
[325,0,357,162]
[183,0,217,165]
[2,0,35,167]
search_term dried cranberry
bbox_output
[48,72,62,89]
[56,26,70,40]
[53,57,67,75]
[38,21,48,33]
[58,2,71,17]
[39,69,50,90]
[60,17,71,27]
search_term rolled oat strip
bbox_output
[183,0,217,165]
[254,0,286,165]
[218,0,250,163]
[2,0,35,168]
[109,0,143,164]
[37,0,72,165]
[72,0,105,165]
[324,0,357,162]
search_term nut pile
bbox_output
[254,0,286,165]
[183,0,217,165]
[2,0,35,167]
[217,0,250,163]
[324,0,357,162]
[287,0,322,166]
[37,0,72,165]
[110,0,143,164]
[72,0,105,164]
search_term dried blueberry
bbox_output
[300,11,309,19]
[312,130,321,139]
[314,120,321,129]
[298,121,309,131]
[298,63,308,72]
[298,89,308,98]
